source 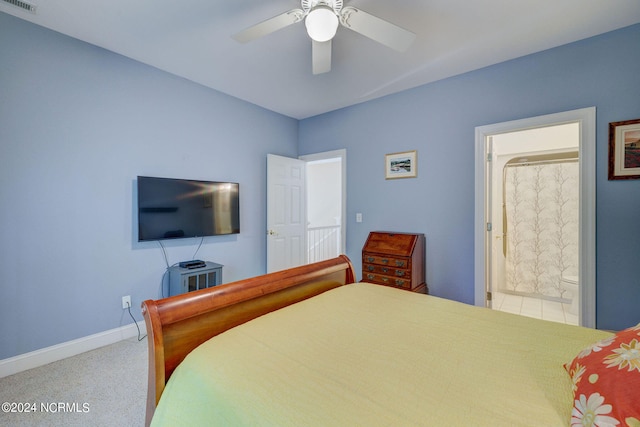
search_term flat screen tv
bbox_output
[137,176,240,241]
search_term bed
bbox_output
[141,255,639,426]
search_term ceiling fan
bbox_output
[232,0,416,75]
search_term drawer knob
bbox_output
[395,260,405,267]
[367,257,375,262]
[367,274,375,280]
[396,270,405,277]
[367,265,375,271]
[381,258,389,264]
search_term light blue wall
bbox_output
[0,13,298,359]
[299,24,640,331]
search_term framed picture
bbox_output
[385,150,417,179]
[609,118,640,180]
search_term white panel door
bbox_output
[267,154,306,273]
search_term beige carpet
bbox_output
[0,337,147,426]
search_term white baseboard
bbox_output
[0,322,147,378]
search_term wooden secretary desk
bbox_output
[361,231,427,294]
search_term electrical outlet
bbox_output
[122,295,131,310]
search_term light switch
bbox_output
[356,213,362,223]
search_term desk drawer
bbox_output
[362,254,410,269]
[362,273,410,290]
[363,263,412,280]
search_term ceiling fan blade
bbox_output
[312,40,332,75]
[232,9,305,43]
[340,6,415,52]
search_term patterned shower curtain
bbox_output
[503,161,578,298]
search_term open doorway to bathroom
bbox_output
[474,107,596,328]
[490,124,579,325]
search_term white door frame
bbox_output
[299,149,347,255]
[474,107,596,328]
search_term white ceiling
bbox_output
[2,0,640,119]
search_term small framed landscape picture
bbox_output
[609,118,640,180]
[385,150,417,179]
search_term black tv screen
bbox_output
[137,176,240,241]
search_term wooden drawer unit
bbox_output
[362,231,427,293]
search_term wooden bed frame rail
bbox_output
[141,255,356,426]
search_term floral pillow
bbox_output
[564,323,640,427]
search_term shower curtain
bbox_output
[503,160,578,298]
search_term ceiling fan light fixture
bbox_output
[305,6,339,42]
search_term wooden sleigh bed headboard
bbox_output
[141,255,356,426]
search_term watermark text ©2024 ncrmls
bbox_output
[2,401,90,413]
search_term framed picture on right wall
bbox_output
[609,118,640,180]
[385,150,417,179]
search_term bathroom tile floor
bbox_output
[492,291,579,326]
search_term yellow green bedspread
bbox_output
[151,283,611,426]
